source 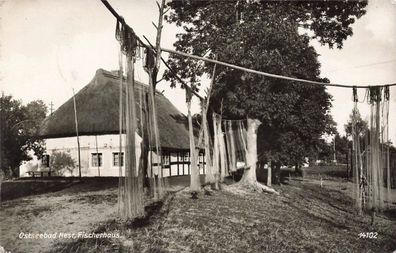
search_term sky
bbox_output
[1,0,395,143]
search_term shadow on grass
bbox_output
[125,199,165,228]
[382,208,396,221]
[287,200,350,230]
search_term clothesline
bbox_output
[160,48,396,89]
[100,0,396,90]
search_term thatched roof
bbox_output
[39,69,192,150]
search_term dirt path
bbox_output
[0,185,118,253]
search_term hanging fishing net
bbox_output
[115,20,167,219]
[352,86,392,213]
[211,113,248,182]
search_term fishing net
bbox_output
[212,113,248,182]
[224,119,248,173]
[116,20,166,219]
[352,86,392,213]
[143,45,167,201]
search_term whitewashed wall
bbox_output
[20,134,205,178]
[20,134,139,177]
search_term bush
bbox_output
[50,151,76,176]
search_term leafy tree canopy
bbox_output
[0,95,48,178]
[164,0,366,165]
[344,108,368,137]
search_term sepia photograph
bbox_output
[0,0,395,252]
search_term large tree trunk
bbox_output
[238,119,278,194]
[239,119,260,184]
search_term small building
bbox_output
[20,69,205,177]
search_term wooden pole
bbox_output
[0,92,3,178]
[153,0,166,87]
[118,50,124,213]
[72,89,82,178]
[267,160,272,187]
[95,134,100,177]
[151,0,166,175]
[187,91,200,192]
[333,137,336,164]
[145,0,166,198]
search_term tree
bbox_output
[164,1,360,184]
[344,108,368,137]
[0,94,48,178]
[312,138,330,164]
[49,151,76,176]
[164,1,367,87]
[313,134,350,165]
[334,133,350,164]
[25,100,48,160]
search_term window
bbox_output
[183,152,189,161]
[162,153,170,166]
[113,152,124,166]
[198,152,204,163]
[92,153,102,167]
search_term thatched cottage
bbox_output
[20,69,205,177]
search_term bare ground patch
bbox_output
[0,181,118,253]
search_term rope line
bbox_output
[100,0,396,90]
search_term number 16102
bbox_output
[358,232,378,239]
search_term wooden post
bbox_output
[386,144,390,208]
[153,0,166,88]
[187,89,200,192]
[95,134,100,177]
[141,0,166,199]
[347,148,351,179]
[267,160,272,187]
[0,92,4,178]
[212,113,220,189]
[177,152,179,176]
[72,89,82,178]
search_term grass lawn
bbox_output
[1,170,395,253]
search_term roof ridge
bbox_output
[38,69,192,150]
